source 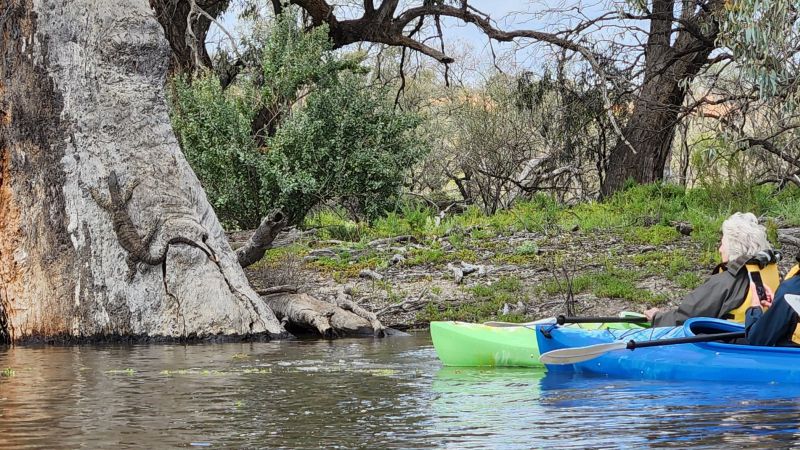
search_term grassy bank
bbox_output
[252,183,800,324]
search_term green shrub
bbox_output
[515,241,539,255]
[170,75,261,229]
[171,12,425,229]
[266,72,425,223]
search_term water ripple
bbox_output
[2,335,800,448]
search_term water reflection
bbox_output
[431,366,800,448]
[2,336,800,448]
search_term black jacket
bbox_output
[745,276,800,346]
[652,255,751,327]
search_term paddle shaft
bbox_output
[626,331,745,349]
[556,315,650,326]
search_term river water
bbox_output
[1,333,799,448]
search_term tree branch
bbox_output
[237,210,288,268]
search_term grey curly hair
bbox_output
[721,212,771,261]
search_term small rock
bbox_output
[571,224,580,232]
[461,262,485,276]
[500,303,511,315]
[448,263,465,284]
[309,249,336,257]
[359,269,383,281]
[453,268,464,284]
[640,245,656,253]
[303,256,319,262]
[389,254,405,266]
[674,221,693,236]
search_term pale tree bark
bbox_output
[0,0,287,343]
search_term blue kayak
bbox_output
[536,317,800,383]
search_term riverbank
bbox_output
[237,184,800,331]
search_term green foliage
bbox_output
[591,270,667,305]
[306,249,385,279]
[170,75,261,229]
[538,274,593,296]
[306,182,800,258]
[370,202,436,238]
[171,11,425,229]
[266,72,425,223]
[717,0,799,100]
[249,243,309,272]
[770,187,800,226]
[676,272,704,290]
[1,367,14,378]
[304,209,367,242]
[514,241,540,255]
[538,266,667,305]
[257,14,343,109]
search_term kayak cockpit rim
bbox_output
[684,317,800,354]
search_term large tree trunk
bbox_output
[600,0,720,197]
[0,0,287,343]
[149,0,230,75]
[600,82,683,196]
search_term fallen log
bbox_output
[256,285,298,295]
[778,228,800,249]
[334,288,385,336]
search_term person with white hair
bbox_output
[644,212,777,327]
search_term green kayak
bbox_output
[431,318,644,367]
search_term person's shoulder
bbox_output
[724,255,752,275]
[779,275,800,290]
[689,270,736,296]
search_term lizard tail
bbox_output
[145,236,215,265]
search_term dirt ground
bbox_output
[236,226,800,331]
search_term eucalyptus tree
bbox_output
[0,0,287,343]
[158,0,799,196]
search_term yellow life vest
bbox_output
[726,262,782,323]
[787,264,800,281]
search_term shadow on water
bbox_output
[2,334,800,448]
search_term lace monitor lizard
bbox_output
[90,170,216,279]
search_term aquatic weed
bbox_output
[104,368,135,376]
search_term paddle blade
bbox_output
[539,341,628,365]
[785,294,800,315]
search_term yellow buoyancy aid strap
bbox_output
[727,263,781,323]
[786,264,800,280]
[792,320,800,346]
